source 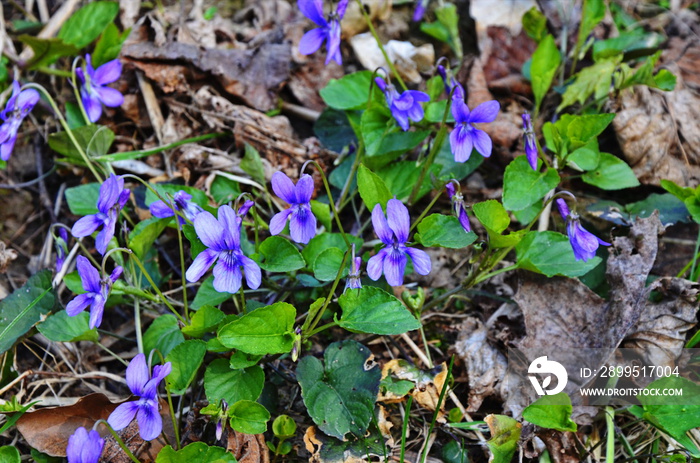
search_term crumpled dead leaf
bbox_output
[0,242,18,274]
[503,214,673,417]
[191,87,334,182]
[454,317,508,412]
[611,60,700,187]
[16,394,117,457]
[349,33,435,85]
[378,359,447,419]
[16,394,173,461]
[226,430,270,463]
[622,277,699,369]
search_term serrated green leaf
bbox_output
[582,152,640,190]
[37,311,97,343]
[191,275,231,310]
[337,286,421,335]
[558,59,617,111]
[576,0,605,56]
[128,217,169,259]
[522,7,547,42]
[64,183,101,216]
[228,400,270,434]
[313,247,348,281]
[155,442,236,463]
[49,124,114,162]
[92,23,129,67]
[473,200,510,234]
[523,392,577,432]
[143,314,185,358]
[361,109,430,169]
[18,36,78,69]
[415,214,477,248]
[357,164,392,211]
[204,359,264,405]
[378,161,441,203]
[58,1,119,49]
[320,71,374,110]
[217,302,296,355]
[256,236,305,272]
[503,157,560,211]
[302,233,363,271]
[637,376,700,457]
[241,144,266,186]
[0,270,56,355]
[297,340,381,439]
[531,35,561,111]
[182,305,225,338]
[516,231,602,277]
[166,340,206,395]
[0,446,20,463]
[485,414,522,463]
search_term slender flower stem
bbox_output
[410,190,443,232]
[165,382,181,449]
[134,298,144,355]
[605,406,615,463]
[96,342,129,366]
[335,142,364,212]
[689,226,700,280]
[399,395,413,463]
[107,247,186,324]
[37,67,72,78]
[471,264,518,285]
[92,133,227,162]
[71,56,91,127]
[96,420,141,463]
[354,0,406,90]
[175,217,189,320]
[419,356,454,463]
[303,250,350,338]
[408,97,452,205]
[301,160,351,248]
[22,83,104,182]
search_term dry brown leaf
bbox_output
[611,61,700,187]
[622,277,699,369]
[16,393,117,457]
[226,430,270,463]
[538,429,581,463]
[454,317,508,412]
[122,39,290,111]
[378,359,447,419]
[503,214,666,416]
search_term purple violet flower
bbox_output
[269,171,317,244]
[412,0,429,21]
[66,427,104,463]
[522,113,538,170]
[450,94,500,162]
[298,0,349,65]
[0,81,40,161]
[367,199,431,286]
[445,182,471,233]
[149,190,203,225]
[66,255,122,329]
[556,199,610,262]
[375,76,430,131]
[72,174,130,255]
[76,54,124,123]
[55,228,70,273]
[108,353,172,441]
[185,204,261,294]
